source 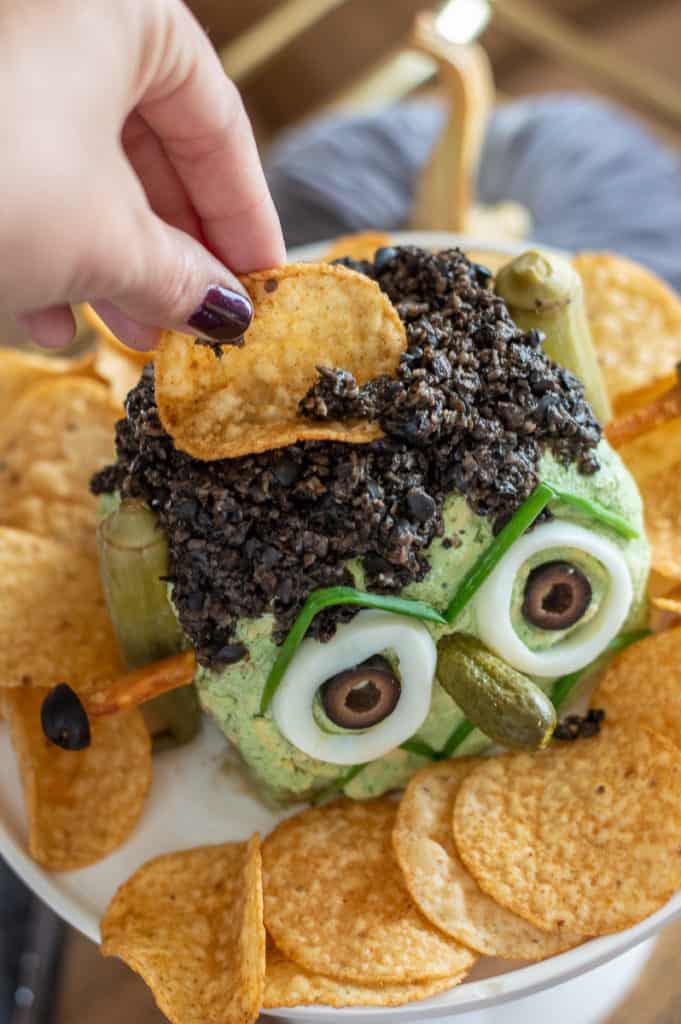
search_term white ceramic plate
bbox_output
[2,231,679,1023]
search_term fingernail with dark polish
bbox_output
[188,286,253,342]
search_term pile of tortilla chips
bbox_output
[0,326,153,870]
[574,255,681,604]
[101,707,681,1022]
[7,233,681,1023]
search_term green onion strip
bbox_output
[550,488,639,541]
[444,482,555,624]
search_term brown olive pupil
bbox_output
[522,560,592,631]
[345,680,381,713]
[320,659,401,729]
[542,582,574,615]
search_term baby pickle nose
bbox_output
[437,634,556,752]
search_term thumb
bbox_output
[89,187,255,349]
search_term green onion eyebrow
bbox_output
[548,488,639,540]
[259,588,445,714]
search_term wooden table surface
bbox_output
[55,915,681,1023]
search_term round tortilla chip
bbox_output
[155,263,407,461]
[574,252,681,406]
[3,686,150,870]
[264,938,466,1009]
[0,377,118,555]
[262,798,476,984]
[454,726,681,936]
[0,346,96,418]
[94,345,146,409]
[652,592,681,616]
[393,760,583,959]
[0,527,123,690]
[618,418,681,487]
[593,629,681,751]
[635,455,681,580]
[102,837,265,1024]
[323,231,392,263]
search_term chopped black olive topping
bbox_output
[92,247,600,666]
[553,707,605,741]
[522,561,592,630]
[41,683,91,751]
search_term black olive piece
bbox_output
[469,261,493,287]
[41,683,91,751]
[213,642,248,665]
[272,455,301,487]
[373,247,399,274]
[406,487,436,522]
[522,561,592,631]
[320,655,401,730]
[554,708,605,741]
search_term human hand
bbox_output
[0,0,285,349]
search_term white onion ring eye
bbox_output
[270,610,437,765]
[473,521,633,678]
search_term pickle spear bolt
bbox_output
[97,500,200,747]
[496,250,612,425]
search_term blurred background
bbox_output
[2,0,681,1021]
[212,0,681,146]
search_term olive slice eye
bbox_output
[473,521,632,677]
[321,656,401,730]
[522,561,592,630]
[270,610,436,764]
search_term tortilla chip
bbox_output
[606,383,681,450]
[637,455,681,579]
[323,232,392,263]
[650,585,681,630]
[94,344,146,409]
[263,798,476,984]
[4,686,150,869]
[593,628,681,751]
[0,346,96,417]
[155,263,407,461]
[393,760,583,959]
[81,304,151,409]
[0,377,118,554]
[610,371,678,418]
[618,418,681,486]
[101,837,265,1024]
[574,252,681,405]
[264,938,465,1009]
[0,527,122,690]
[652,592,681,617]
[454,726,681,935]
[611,398,681,581]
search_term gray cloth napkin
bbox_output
[266,93,681,290]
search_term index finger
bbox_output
[138,2,285,273]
